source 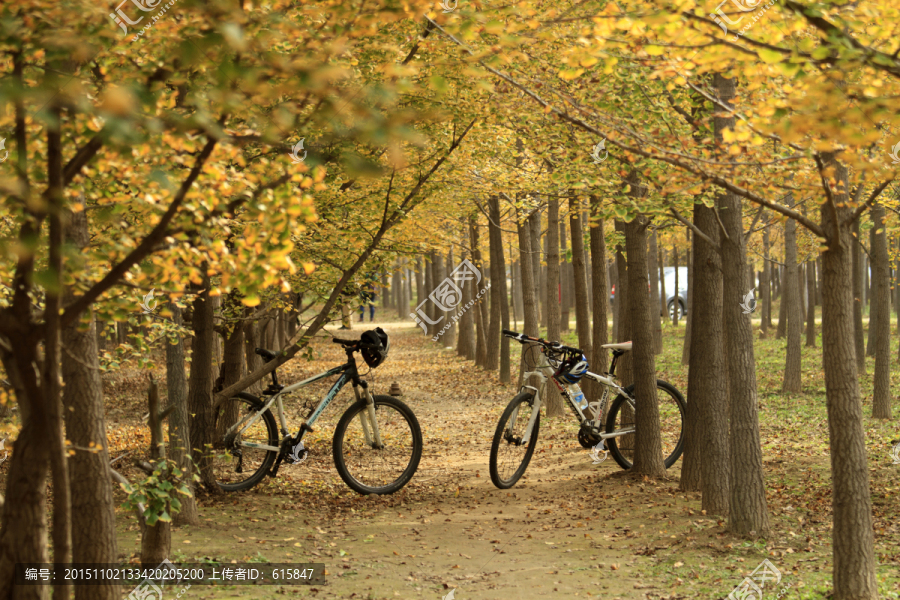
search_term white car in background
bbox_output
[610,266,688,318]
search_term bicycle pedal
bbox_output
[590,450,608,465]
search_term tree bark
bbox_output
[672,245,680,326]
[871,203,892,419]
[867,221,878,358]
[167,302,199,527]
[589,195,609,376]
[852,219,866,374]
[141,377,171,565]
[714,74,770,537]
[516,211,541,390]
[806,257,817,347]
[492,215,511,383]
[188,274,220,492]
[61,209,119,600]
[545,198,564,416]
[487,196,503,372]
[560,220,571,332]
[530,208,543,337]
[648,228,662,354]
[819,151,878,599]
[614,220,633,387]
[444,249,458,348]
[470,218,489,368]
[681,232,694,366]
[783,200,802,394]
[243,315,264,396]
[569,195,593,366]
[685,200,729,507]
[760,225,771,338]
[621,192,665,477]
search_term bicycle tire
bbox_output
[332,395,422,495]
[489,391,541,489]
[213,393,279,492]
[605,380,686,470]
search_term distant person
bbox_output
[359,282,376,322]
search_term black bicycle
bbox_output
[211,328,422,495]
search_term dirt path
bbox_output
[110,321,900,600]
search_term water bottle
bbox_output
[570,384,588,410]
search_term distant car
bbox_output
[662,266,688,319]
[610,266,688,318]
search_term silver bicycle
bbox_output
[488,330,686,489]
[211,329,422,495]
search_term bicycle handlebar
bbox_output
[501,330,583,356]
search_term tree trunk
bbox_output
[492,222,511,383]
[530,208,543,338]
[60,210,118,600]
[188,274,220,492]
[486,196,503,372]
[425,253,436,337]
[545,198,564,416]
[415,255,425,309]
[167,302,199,527]
[681,232,694,366]
[672,245,680,326]
[517,213,541,392]
[819,152,878,599]
[470,219,489,368]
[783,202,802,394]
[443,250,458,348]
[715,73,770,537]
[806,258,817,347]
[867,221,878,358]
[457,232,476,360]
[141,377,171,565]
[243,316,265,396]
[871,204,892,419]
[611,260,619,341]
[648,228,662,354]
[760,225,771,337]
[560,221,571,332]
[614,220,633,386]
[589,195,609,376]
[776,271,788,339]
[569,195,593,364]
[621,194,665,477]
[851,219,866,374]
[682,198,729,508]
[659,246,667,318]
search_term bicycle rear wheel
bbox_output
[333,395,422,495]
[489,391,541,489]
[605,380,686,470]
[212,393,279,492]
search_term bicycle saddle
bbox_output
[255,347,278,362]
[601,341,632,352]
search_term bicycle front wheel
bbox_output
[605,380,686,470]
[489,391,541,489]
[333,395,422,495]
[212,393,279,492]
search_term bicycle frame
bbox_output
[514,354,634,445]
[225,357,381,455]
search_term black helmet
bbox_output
[360,327,390,368]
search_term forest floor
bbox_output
[5,314,900,600]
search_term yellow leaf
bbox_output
[558,68,585,81]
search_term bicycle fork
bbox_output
[357,386,384,449]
